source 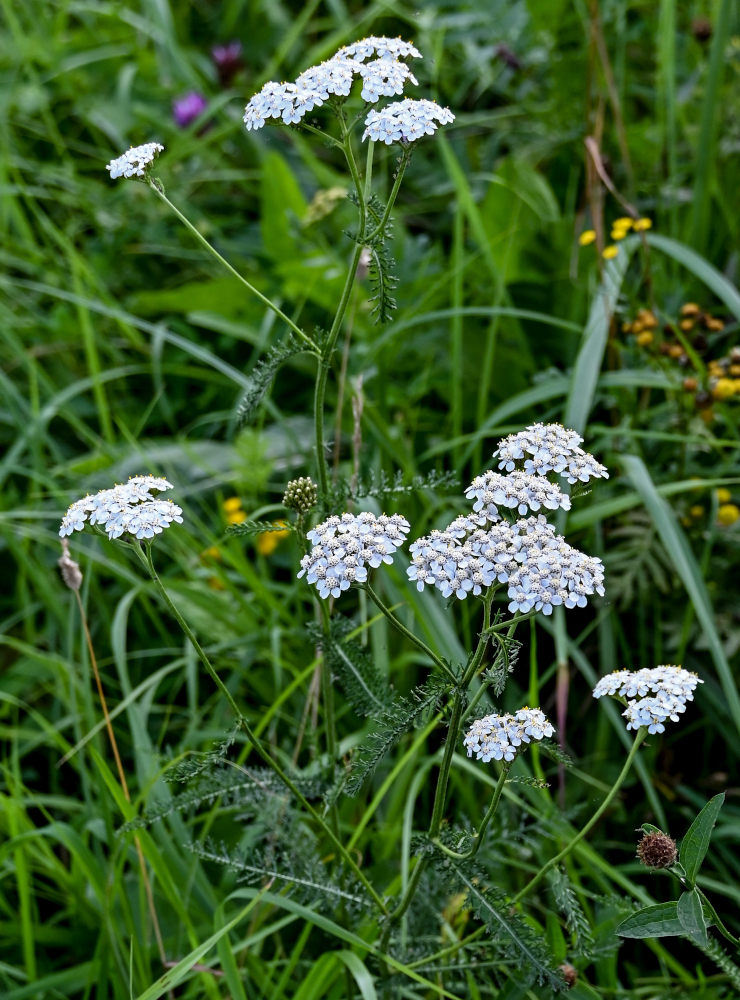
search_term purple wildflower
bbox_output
[172,92,208,129]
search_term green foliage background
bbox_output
[2,0,740,997]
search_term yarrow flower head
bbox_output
[356,58,418,103]
[464,469,571,520]
[464,707,554,763]
[59,476,182,541]
[493,422,609,485]
[593,665,702,702]
[243,36,424,133]
[243,81,325,130]
[106,143,164,179]
[406,513,604,614]
[297,512,410,599]
[337,36,422,62]
[593,665,702,734]
[362,99,454,144]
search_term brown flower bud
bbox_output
[691,17,712,43]
[58,539,83,592]
[636,831,677,868]
[559,964,578,989]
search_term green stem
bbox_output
[382,596,496,941]
[317,600,340,840]
[381,690,467,940]
[366,149,411,241]
[432,762,509,861]
[312,121,373,502]
[364,584,457,683]
[136,543,388,915]
[510,728,646,905]
[465,762,509,859]
[460,593,494,686]
[136,543,242,719]
[694,886,740,947]
[147,181,319,353]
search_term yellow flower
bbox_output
[613,216,634,230]
[717,488,732,504]
[689,504,705,519]
[578,229,596,246]
[602,244,619,260]
[633,217,652,231]
[635,331,654,347]
[712,378,736,401]
[256,521,290,556]
[202,546,222,561]
[611,228,629,241]
[718,504,740,526]
[223,496,246,524]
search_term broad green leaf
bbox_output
[617,901,685,938]
[679,792,725,884]
[564,247,633,434]
[677,889,708,944]
[260,151,308,261]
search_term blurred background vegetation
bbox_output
[2,0,740,997]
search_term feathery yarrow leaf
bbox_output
[345,676,449,795]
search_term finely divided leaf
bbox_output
[344,677,449,796]
[235,336,310,427]
[311,616,394,718]
[452,865,566,991]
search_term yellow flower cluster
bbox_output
[682,490,740,528]
[578,217,652,260]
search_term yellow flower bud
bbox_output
[633,217,652,231]
[717,504,740,526]
[578,229,596,246]
[602,244,619,259]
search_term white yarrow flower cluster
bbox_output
[297,512,410,599]
[465,469,571,520]
[407,513,604,614]
[362,98,454,144]
[464,708,554,763]
[243,35,423,132]
[504,517,605,614]
[406,422,607,611]
[357,58,418,103]
[494,422,609,485]
[59,476,183,541]
[106,143,164,179]
[593,665,702,734]
[338,37,422,61]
